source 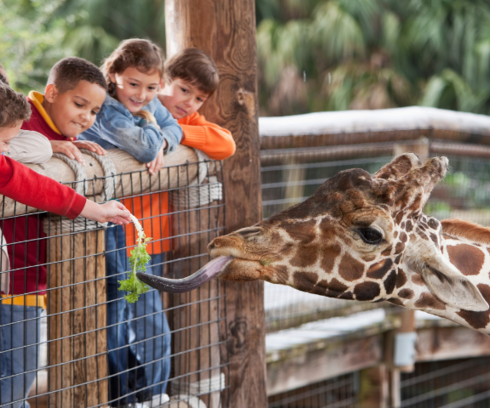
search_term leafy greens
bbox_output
[118,214,151,303]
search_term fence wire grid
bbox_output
[261,143,490,407]
[0,158,228,408]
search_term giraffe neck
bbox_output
[393,219,490,334]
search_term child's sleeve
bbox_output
[0,156,86,219]
[151,99,183,153]
[179,112,236,160]
[83,106,166,163]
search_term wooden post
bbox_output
[165,1,267,407]
[45,222,107,407]
[386,138,429,406]
[359,365,389,408]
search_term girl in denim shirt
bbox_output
[79,39,179,407]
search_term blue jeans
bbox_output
[0,304,43,408]
[105,225,171,406]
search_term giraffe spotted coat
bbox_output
[139,154,490,335]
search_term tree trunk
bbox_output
[165,0,267,406]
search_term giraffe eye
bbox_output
[357,228,383,245]
[237,228,262,237]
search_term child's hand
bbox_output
[50,140,86,165]
[147,144,166,175]
[80,200,131,224]
[73,140,107,156]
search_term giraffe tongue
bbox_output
[136,256,234,293]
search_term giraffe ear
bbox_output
[373,153,421,180]
[420,255,489,312]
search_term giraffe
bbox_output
[138,154,490,335]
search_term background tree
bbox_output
[3,0,490,116]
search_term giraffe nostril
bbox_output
[208,242,216,251]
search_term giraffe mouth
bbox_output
[136,256,234,293]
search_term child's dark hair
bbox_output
[0,63,8,85]
[165,48,219,96]
[47,57,107,94]
[102,39,164,97]
[0,82,31,128]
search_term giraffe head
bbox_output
[138,154,488,313]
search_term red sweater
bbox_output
[0,155,86,218]
[22,91,75,141]
[2,93,83,305]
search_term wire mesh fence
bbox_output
[261,155,394,333]
[0,157,228,408]
[261,140,490,406]
[400,357,490,408]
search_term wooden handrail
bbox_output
[259,107,490,150]
[1,145,206,218]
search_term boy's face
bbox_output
[159,78,208,120]
[44,80,106,139]
[0,121,21,154]
[109,67,160,114]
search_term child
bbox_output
[21,57,107,163]
[158,48,235,159]
[0,82,130,408]
[1,58,112,407]
[0,63,53,164]
[150,48,235,266]
[78,38,182,408]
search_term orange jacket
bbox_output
[123,112,235,255]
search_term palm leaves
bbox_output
[257,0,490,116]
[5,0,490,115]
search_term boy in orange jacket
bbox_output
[120,48,235,405]
[125,48,236,256]
[158,48,236,160]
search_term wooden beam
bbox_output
[267,334,383,396]
[415,326,490,362]
[165,0,267,407]
[1,145,201,217]
[46,227,107,407]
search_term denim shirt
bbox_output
[79,94,182,163]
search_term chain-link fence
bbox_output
[0,154,228,408]
[259,110,490,406]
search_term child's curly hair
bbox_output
[102,39,165,98]
[0,82,31,128]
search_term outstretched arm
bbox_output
[0,155,130,223]
[80,200,130,225]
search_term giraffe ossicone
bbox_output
[139,154,490,334]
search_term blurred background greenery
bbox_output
[3,0,490,117]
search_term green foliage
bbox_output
[256,0,490,116]
[0,0,73,93]
[118,239,151,304]
[118,217,151,304]
[6,0,490,116]
[53,0,166,65]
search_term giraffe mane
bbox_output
[441,218,490,245]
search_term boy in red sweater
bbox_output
[3,57,111,306]
[0,82,130,406]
